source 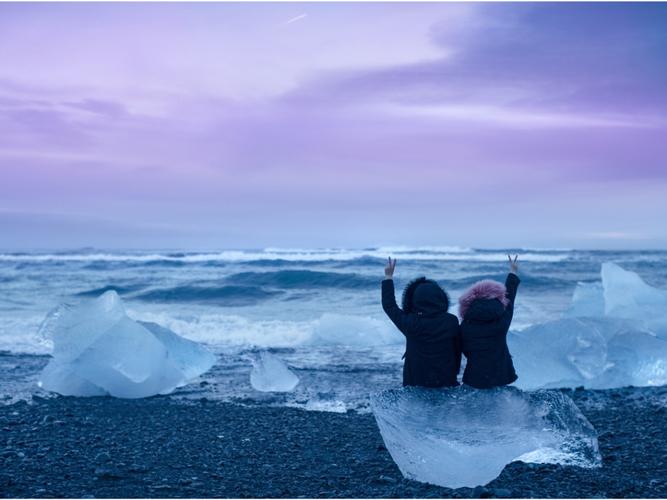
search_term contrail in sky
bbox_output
[283,14,308,25]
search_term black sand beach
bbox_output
[1,386,666,499]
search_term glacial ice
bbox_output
[566,262,667,338]
[509,317,667,389]
[511,262,667,389]
[38,291,216,398]
[371,386,601,489]
[250,351,299,392]
[565,282,605,318]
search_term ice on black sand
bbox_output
[250,351,299,392]
[38,291,216,398]
[371,386,601,488]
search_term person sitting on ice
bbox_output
[458,255,521,389]
[381,257,461,387]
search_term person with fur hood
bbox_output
[458,255,521,389]
[381,258,461,388]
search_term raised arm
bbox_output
[381,258,416,336]
[501,254,521,328]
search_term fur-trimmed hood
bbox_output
[458,280,509,320]
[401,277,449,315]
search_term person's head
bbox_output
[458,280,509,321]
[402,277,450,314]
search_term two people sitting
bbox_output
[381,255,520,389]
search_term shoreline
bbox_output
[1,386,666,498]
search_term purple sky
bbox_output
[1,2,666,250]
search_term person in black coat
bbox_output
[381,257,462,388]
[458,255,521,389]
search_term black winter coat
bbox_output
[461,273,520,389]
[382,279,461,387]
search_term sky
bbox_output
[1,2,666,250]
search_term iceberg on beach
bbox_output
[250,351,299,392]
[511,262,667,390]
[38,291,216,398]
[371,386,601,489]
[510,317,667,389]
[566,262,667,337]
[565,281,605,318]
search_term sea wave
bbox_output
[74,284,146,297]
[263,245,471,254]
[442,273,575,290]
[0,248,571,263]
[224,270,378,289]
[134,285,282,305]
[123,311,402,349]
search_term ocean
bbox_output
[2,247,667,410]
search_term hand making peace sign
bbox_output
[508,254,519,275]
[384,257,397,279]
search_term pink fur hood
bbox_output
[458,280,509,319]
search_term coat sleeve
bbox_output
[500,273,521,330]
[382,279,416,336]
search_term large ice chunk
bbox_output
[371,386,601,489]
[565,282,605,318]
[250,351,299,392]
[514,262,667,389]
[509,317,667,389]
[567,262,667,338]
[38,291,216,398]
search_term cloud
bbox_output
[63,99,128,118]
[281,3,667,122]
[1,3,666,248]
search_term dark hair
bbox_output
[401,276,450,313]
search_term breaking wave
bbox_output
[75,284,146,297]
[134,285,282,305]
[0,248,571,264]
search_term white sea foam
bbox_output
[0,317,52,355]
[374,245,472,254]
[309,313,403,347]
[0,249,569,263]
[127,310,403,348]
[303,399,348,413]
[0,308,404,355]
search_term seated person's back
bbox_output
[381,258,461,387]
[459,256,520,389]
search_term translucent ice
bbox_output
[509,317,667,389]
[567,262,667,338]
[371,386,601,489]
[38,291,216,398]
[565,282,605,318]
[512,263,667,389]
[250,351,299,392]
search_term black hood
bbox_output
[464,298,505,322]
[402,277,449,315]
